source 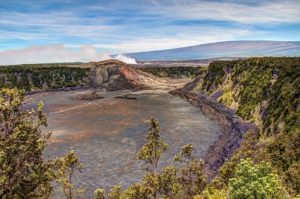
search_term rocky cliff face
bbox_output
[184,57,300,133]
[173,57,300,188]
[89,60,137,90]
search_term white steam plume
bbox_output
[113,54,137,64]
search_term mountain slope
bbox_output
[126,41,300,61]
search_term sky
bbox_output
[0,0,300,64]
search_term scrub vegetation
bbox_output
[139,66,207,78]
[0,64,88,91]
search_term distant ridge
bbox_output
[125,41,300,61]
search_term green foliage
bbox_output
[174,144,207,198]
[200,57,300,133]
[232,59,273,120]
[137,118,169,198]
[266,130,300,195]
[0,88,54,198]
[174,144,194,162]
[0,88,83,199]
[201,60,238,93]
[229,159,287,199]
[203,188,227,199]
[218,87,234,107]
[119,183,150,199]
[94,188,105,199]
[0,65,88,91]
[108,185,122,199]
[53,150,85,199]
[140,66,206,78]
[158,166,182,198]
[137,118,169,175]
[283,162,300,197]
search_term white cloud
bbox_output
[0,0,299,56]
[0,11,115,40]
[149,0,300,24]
[0,45,135,65]
[93,27,254,52]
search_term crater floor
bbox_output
[25,89,220,197]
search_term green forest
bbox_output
[0,64,89,91]
[0,57,299,198]
[139,66,207,78]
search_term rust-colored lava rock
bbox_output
[88,59,180,91]
[89,59,154,90]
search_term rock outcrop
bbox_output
[89,60,138,90]
[88,59,190,91]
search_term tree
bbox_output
[0,88,83,199]
[174,144,207,198]
[137,118,169,199]
[120,182,150,199]
[94,118,169,199]
[53,150,85,199]
[108,185,122,199]
[229,158,288,199]
[94,188,105,199]
[203,188,227,199]
[209,130,260,191]
[0,88,53,198]
[94,121,210,199]
[158,166,181,198]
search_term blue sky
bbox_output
[0,0,299,64]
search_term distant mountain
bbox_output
[125,41,300,61]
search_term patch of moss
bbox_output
[218,87,234,107]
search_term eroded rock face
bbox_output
[91,67,108,86]
[88,59,181,91]
[88,59,192,91]
[89,60,138,90]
